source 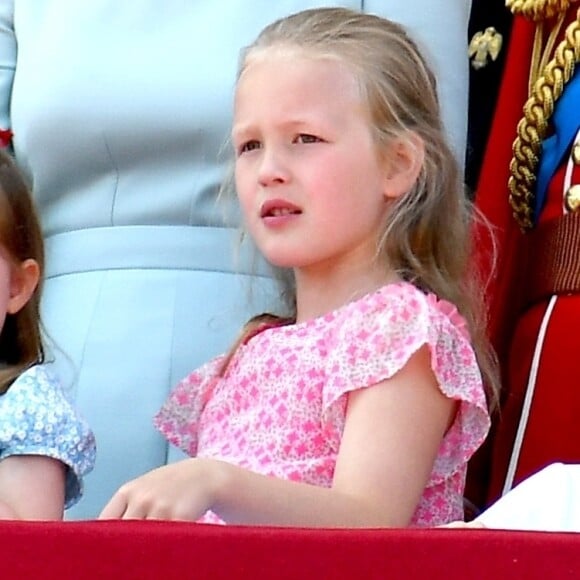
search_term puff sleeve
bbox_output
[321,284,490,483]
[154,356,226,456]
[0,365,96,508]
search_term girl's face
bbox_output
[0,246,39,335]
[232,52,391,277]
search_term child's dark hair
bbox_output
[0,149,45,393]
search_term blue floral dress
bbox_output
[0,365,96,508]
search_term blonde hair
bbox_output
[224,8,499,408]
[0,149,45,394]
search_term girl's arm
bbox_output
[0,499,17,519]
[101,346,456,527]
[0,456,66,520]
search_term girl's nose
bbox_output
[257,148,290,187]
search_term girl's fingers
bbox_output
[98,493,128,520]
[121,501,150,520]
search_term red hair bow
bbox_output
[0,129,13,147]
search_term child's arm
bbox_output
[0,499,17,519]
[101,346,456,527]
[0,455,66,520]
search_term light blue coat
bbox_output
[0,0,472,518]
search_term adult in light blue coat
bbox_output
[0,1,473,518]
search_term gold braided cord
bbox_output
[528,15,566,93]
[508,8,580,230]
[507,0,579,21]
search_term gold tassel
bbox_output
[506,0,579,21]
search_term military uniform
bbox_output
[471,1,580,510]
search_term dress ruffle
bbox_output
[320,284,489,484]
[154,356,225,456]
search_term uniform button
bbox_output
[565,184,580,213]
[573,143,580,165]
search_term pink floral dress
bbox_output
[154,282,490,526]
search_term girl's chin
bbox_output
[263,257,297,270]
[260,249,324,271]
[257,245,316,270]
[258,249,301,269]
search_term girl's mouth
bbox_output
[260,199,302,218]
[265,207,300,217]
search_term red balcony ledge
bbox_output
[1,520,579,579]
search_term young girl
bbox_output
[0,149,96,519]
[100,7,498,527]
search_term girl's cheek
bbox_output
[236,191,254,223]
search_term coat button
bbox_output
[572,142,580,165]
[565,184,580,213]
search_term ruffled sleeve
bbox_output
[153,355,225,456]
[0,365,96,509]
[321,283,490,482]
[0,0,15,141]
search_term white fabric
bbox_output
[477,463,580,532]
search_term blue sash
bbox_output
[535,69,580,223]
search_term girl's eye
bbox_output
[238,140,261,154]
[295,134,322,144]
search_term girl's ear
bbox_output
[8,259,40,315]
[382,132,425,200]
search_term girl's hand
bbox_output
[99,458,221,520]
